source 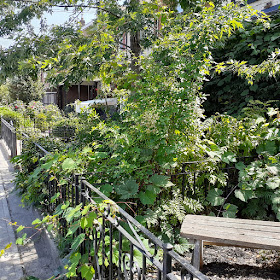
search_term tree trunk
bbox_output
[130,31,141,73]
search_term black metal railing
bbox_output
[1,117,17,157]
[23,136,209,280]
[171,156,257,217]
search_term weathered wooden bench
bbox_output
[180,215,280,270]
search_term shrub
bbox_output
[43,104,62,124]
[0,106,24,128]
[35,112,48,132]
[8,76,45,104]
[25,101,44,119]
[52,116,79,140]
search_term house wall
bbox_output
[58,84,98,109]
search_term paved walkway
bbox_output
[0,140,61,280]
[0,141,24,280]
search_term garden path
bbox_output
[0,140,61,280]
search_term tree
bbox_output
[8,76,45,103]
[0,82,11,104]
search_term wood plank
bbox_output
[181,227,280,250]
[182,220,280,239]
[182,219,280,234]
[180,215,280,250]
[183,215,280,228]
[181,223,280,242]
[181,221,280,239]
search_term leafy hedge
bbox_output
[0,106,24,128]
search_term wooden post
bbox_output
[78,83,81,100]
[192,240,203,270]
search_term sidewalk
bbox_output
[0,144,24,280]
[0,140,61,280]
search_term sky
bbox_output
[0,7,96,48]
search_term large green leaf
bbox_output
[147,184,161,194]
[139,190,156,205]
[149,174,174,188]
[235,189,254,202]
[221,151,237,164]
[94,152,108,159]
[41,160,54,170]
[64,204,82,223]
[235,161,246,171]
[100,184,113,196]
[256,141,277,155]
[62,158,76,171]
[79,264,95,280]
[71,233,85,252]
[115,179,139,199]
[206,188,224,206]
[66,221,80,237]
[223,203,238,218]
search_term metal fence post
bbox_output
[1,117,17,157]
[11,129,17,157]
[163,243,173,280]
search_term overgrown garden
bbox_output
[0,0,280,278]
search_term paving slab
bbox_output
[0,140,62,280]
[0,145,24,280]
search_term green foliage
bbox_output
[203,13,280,115]
[0,242,12,258]
[0,106,24,128]
[0,83,11,105]
[52,115,79,140]
[203,106,280,219]
[5,2,280,278]
[8,76,45,104]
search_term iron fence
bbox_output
[21,135,209,280]
[171,156,257,217]
[1,117,17,157]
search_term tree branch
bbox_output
[8,0,121,18]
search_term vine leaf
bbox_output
[235,189,254,202]
[221,151,237,164]
[206,188,224,206]
[266,178,280,190]
[71,233,85,252]
[62,158,76,171]
[79,264,95,280]
[147,184,161,194]
[235,161,246,170]
[223,203,238,218]
[149,174,174,188]
[115,179,139,199]
[100,184,113,196]
[50,192,60,203]
[41,162,52,170]
[139,190,156,205]
[66,221,80,237]
[80,217,88,229]
[16,233,27,245]
[257,141,277,155]
[16,225,25,233]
